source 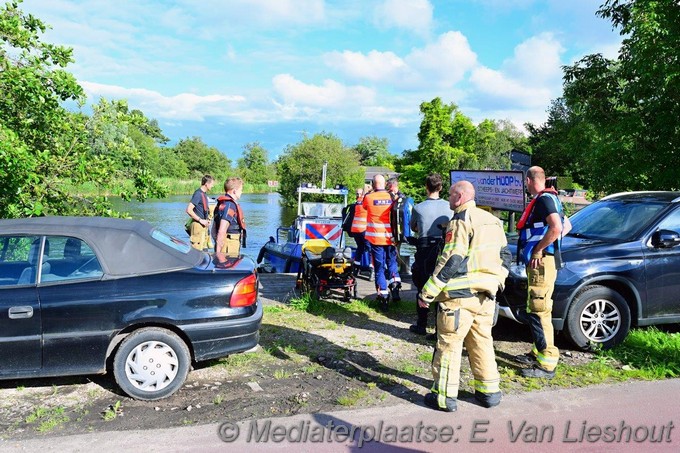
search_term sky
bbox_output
[20,0,622,162]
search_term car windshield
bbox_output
[568,200,667,241]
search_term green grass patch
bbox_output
[25,406,70,432]
[602,327,680,379]
[337,388,370,406]
[417,352,433,363]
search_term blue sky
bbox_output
[22,0,621,162]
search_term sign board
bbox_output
[450,170,526,212]
[510,149,531,166]
[267,180,279,187]
[300,218,344,248]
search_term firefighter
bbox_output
[213,177,247,258]
[514,166,572,379]
[363,174,400,310]
[185,175,215,250]
[418,180,511,412]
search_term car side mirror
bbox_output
[652,229,680,248]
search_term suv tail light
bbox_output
[231,274,258,307]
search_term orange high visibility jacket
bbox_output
[350,196,368,233]
[362,189,393,245]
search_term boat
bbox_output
[257,165,349,274]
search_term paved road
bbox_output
[5,378,679,452]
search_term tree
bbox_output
[173,137,232,180]
[396,98,477,197]
[525,98,593,185]
[275,133,364,207]
[560,0,680,192]
[236,142,274,185]
[473,119,527,171]
[354,136,393,167]
[0,1,166,217]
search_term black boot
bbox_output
[389,282,401,302]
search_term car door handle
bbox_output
[8,306,34,319]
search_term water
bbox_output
[111,192,413,264]
[111,193,297,262]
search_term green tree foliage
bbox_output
[173,136,232,180]
[396,97,477,196]
[557,0,680,192]
[525,98,593,185]
[236,142,274,185]
[275,133,364,207]
[474,119,528,171]
[0,1,166,217]
[354,136,394,167]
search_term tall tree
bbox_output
[0,1,165,217]
[354,136,393,167]
[275,133,364,207]
[173,136,232,180]
[236,142,274,185]
[473,119,527,171]
[561,0,680,192]
[396,97,477,196]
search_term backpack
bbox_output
[341,204,356,233]
[390,195,415,244]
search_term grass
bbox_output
[101,401,122,421]
[337,388,370,406]
[25,406,70,433]
[602,327,680,379]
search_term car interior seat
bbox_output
[63,237,82,259]
[18,239,51,284]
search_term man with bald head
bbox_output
[418,180,511,412]
[363,174,401,310]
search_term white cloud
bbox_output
[323,31,477,89]
[80,82,246,121]
[323,50,408,82]
[467,33,564,111]
[373,0,433,35]
[405,31,478,88]
[272,74,375,108]
[502,33,564,85]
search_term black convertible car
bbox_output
[0,217,262,400]
[499,191,680,350]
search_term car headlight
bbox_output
[509,263,527,279]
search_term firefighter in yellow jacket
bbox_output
[418,180,511,412]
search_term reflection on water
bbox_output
[111,193,296,262]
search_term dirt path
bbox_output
[0,274,597,442]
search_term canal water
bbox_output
[112,192,413,266]
[111,193,297,263]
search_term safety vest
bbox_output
[517,191,562,265]
[350,198,368,233]
[214,194,246,231]
[362,189,393,246]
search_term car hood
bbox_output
[506,234,621,264]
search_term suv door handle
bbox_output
[8,306,34,319]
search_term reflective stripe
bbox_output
[473,379,500,394]
[537,351,558,368]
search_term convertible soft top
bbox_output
[0,216,204,277]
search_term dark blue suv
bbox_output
[500,191,680,350]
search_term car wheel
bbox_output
[564,285,631,350]
[113,328,191,401]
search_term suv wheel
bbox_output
[565,285,631,350]
[113,327,191,400]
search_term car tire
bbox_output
[564,285,631,350]
[113,328,191,401]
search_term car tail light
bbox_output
[231,274,258,307]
